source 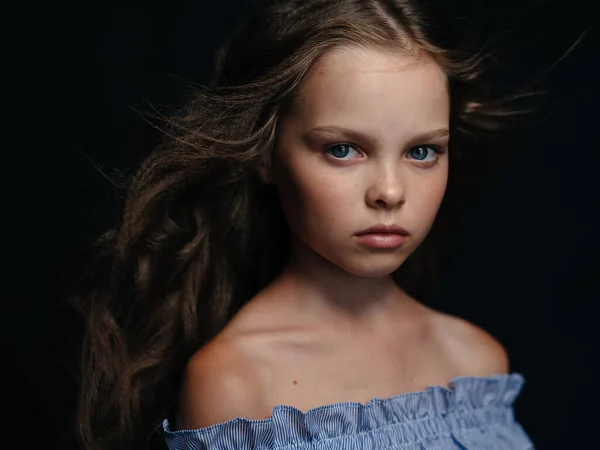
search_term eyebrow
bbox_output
[308,125,450,147]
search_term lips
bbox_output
[354,224,410,249]
[354,232,408,249]
[355,224,409,236]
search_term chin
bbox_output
[337,257,407,279]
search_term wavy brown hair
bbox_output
[63,0,533,449]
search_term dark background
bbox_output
[9,0,599,449]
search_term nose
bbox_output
[366,165,406,210]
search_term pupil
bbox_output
[332,145,349,158]
[412,147,427,160]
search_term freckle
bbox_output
[293,380,298,385]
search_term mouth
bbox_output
[354,232,408,249]
[354,224,409,249]
[355,224,410,236]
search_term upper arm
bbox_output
[175,340,267,430]
[465,324,510,375]
[439,314,510,376]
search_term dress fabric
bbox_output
[160,373,534,449]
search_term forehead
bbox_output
[292,46,450,131]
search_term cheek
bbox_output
[274,159,356,236]
[412,172,448,224]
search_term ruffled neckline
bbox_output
[161,373,526,449]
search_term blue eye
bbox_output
[408,145,443,162]
[324,144,360,160]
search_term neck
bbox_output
[268,234,411,331]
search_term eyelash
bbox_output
[322,143,447,163]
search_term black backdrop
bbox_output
[9,1,599,449]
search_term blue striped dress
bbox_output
[160,373,534,449]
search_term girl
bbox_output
[67,0,536,448]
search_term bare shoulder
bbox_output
[175,336,271,431]
[431,312,510,377]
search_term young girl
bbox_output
[67,0,536,448]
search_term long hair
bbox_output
[63,1,530,448]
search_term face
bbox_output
[264,46,450,278]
